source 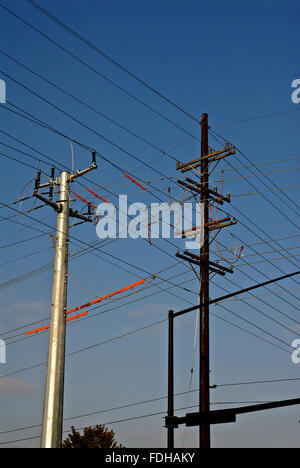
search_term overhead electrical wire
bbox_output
[211,277,300,334]
[0,101,206,250]
[24,0,201,124]
[1,146,298,336]
[2,102,298,312]
[0,10,298,432]
[0,375,298,438]
[1,149,298,336]
[0,49,191,165]
[0,398,290,446]
[0,286,294,384]
[0,70,201,202]
[210,107,300,128]
[209,128,300,215]
[214,235,300,314]
[0,22,298,445]
[0,3,201,142]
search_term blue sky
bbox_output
[0,0,299,448]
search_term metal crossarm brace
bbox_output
[33,191,62,212]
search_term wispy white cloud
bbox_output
[0,377,39,395]
[0,301,49,329]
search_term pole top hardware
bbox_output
[33,149,98,213]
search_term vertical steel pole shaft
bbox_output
[167,310,174,448]
[41,172,70,448]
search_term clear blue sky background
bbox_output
[0,0,299,448]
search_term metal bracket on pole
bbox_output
[33,190,62,213]
[69,208,92,223]
[69,150,97,182]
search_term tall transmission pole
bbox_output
[199,113,210,448]
[174,118,236,448]
[32,152,97,448]
[41,170,70,449]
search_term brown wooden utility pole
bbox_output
[167,310,174,449]
[199,113,210,448]
[172,116,236,448]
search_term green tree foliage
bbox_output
[62,424,124,448]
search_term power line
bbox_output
[210,107,300,127]
[211,311,290,354]
[0,141,57,173]
[234,253,300,267]
[0,150,49,173]
[0,2,201,142]
[3,227,299,344]
[0,376,298,437]
[228,202,300,289]
[1,148,298,338]
[0,49,191,165]
[210,201,300,302]
[0,103,221,298]
[0,246,52,267]
[214,235,300,313]
[1,395,299,446]
[1,133,299,205]
[0,128,74,172]
[215,302,292,349]
[1,100,207,251]
[0,403,266,446]
[1,273,295,385]
[2,271,196,343]
[1,154,298,344]
[4,98,299,280]
[211,277,300,335]
[24,0,201,124]
[66,156,300,187]
[1,69,198,200]
[2,196,298,352]
[209,128,300,214]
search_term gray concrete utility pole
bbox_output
[41,171,70,448]
[33,152,97,448]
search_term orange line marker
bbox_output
[26,311,88,335]
[66,279,145,315]
[26,279,145,335]
[86,188,109,204]
[73,192,96,209]
[66,311,88,322]
[123,173,147,191]
[26,324,50,335]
